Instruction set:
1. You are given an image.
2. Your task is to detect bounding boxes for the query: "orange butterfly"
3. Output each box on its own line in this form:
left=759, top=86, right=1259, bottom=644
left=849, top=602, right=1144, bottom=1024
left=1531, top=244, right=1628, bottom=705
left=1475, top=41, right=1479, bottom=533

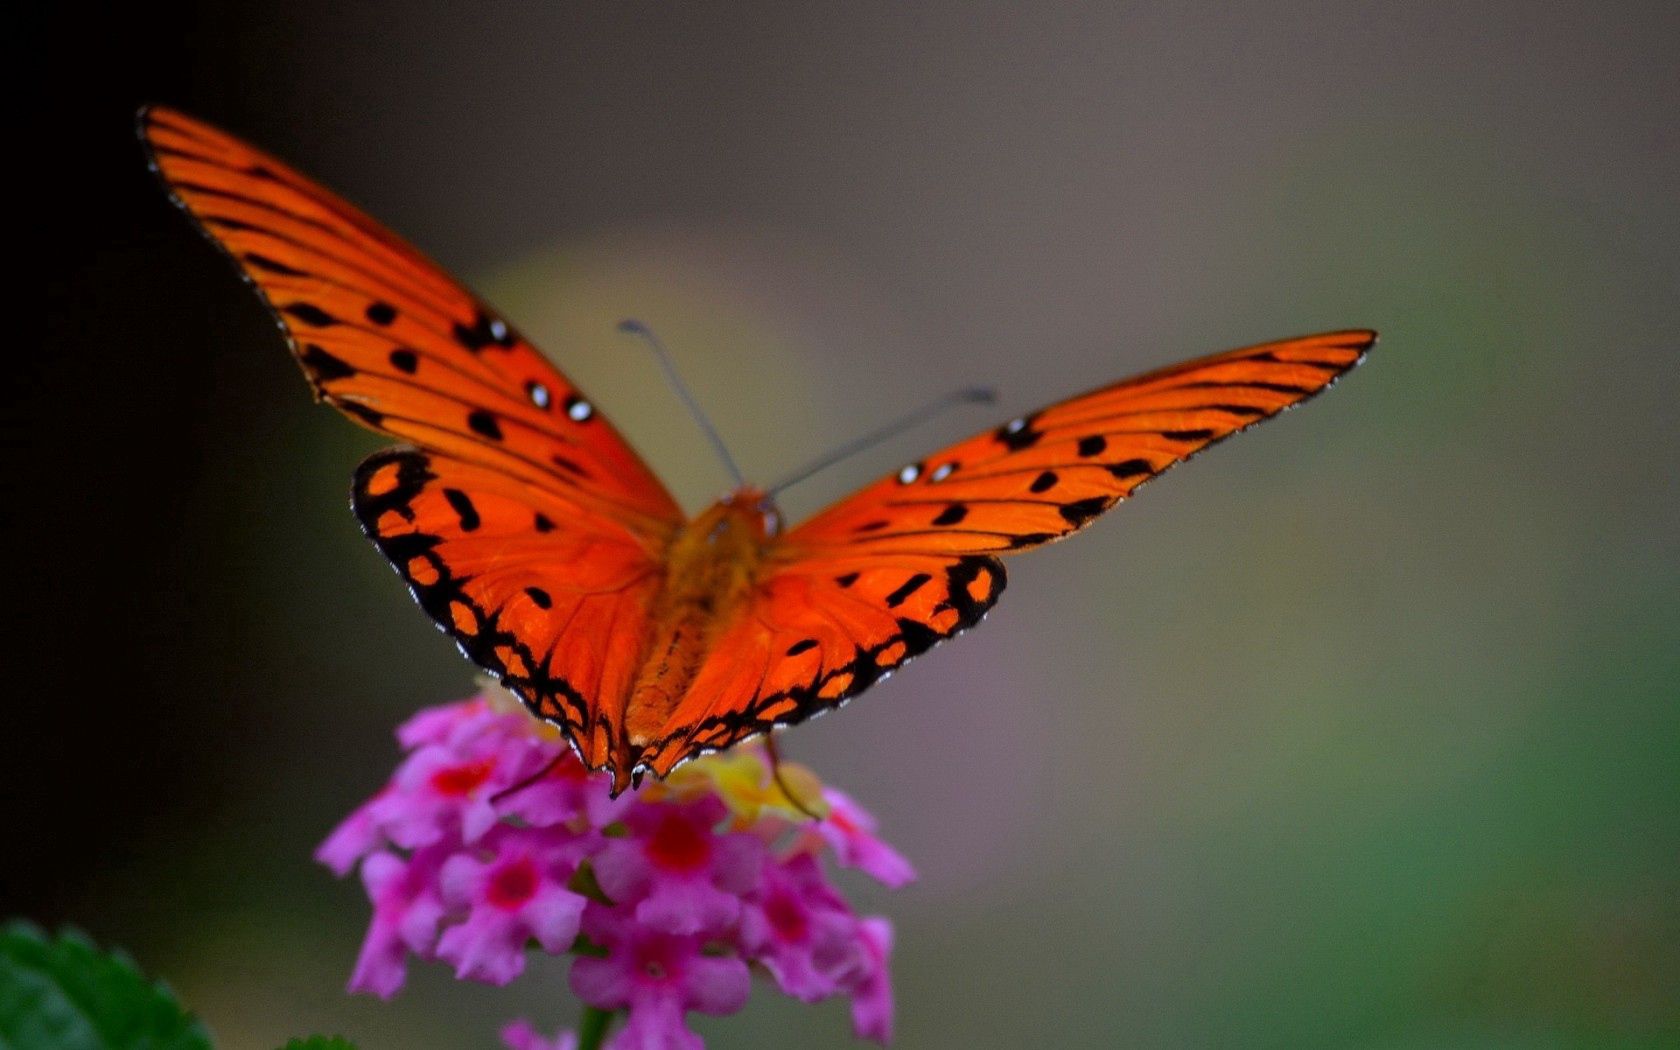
left=142, top=107, right=1372, bottom=795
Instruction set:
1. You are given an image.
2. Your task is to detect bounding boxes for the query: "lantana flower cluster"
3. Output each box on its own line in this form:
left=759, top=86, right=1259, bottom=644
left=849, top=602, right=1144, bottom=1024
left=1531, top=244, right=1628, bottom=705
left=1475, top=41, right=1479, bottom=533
left=318, top=691, right=912, bottom=1049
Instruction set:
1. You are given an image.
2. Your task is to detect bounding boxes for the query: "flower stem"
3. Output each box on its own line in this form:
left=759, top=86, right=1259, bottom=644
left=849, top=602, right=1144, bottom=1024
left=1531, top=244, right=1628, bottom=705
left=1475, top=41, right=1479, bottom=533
left=577, top=1005, right=616, bottom=1050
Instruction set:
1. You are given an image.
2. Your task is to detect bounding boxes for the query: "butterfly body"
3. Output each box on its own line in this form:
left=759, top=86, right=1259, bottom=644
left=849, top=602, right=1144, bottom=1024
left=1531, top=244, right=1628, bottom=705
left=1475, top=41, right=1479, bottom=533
left=622, top=489, right=778, bottom=783
left=142, top=106, right=1372, bottom=794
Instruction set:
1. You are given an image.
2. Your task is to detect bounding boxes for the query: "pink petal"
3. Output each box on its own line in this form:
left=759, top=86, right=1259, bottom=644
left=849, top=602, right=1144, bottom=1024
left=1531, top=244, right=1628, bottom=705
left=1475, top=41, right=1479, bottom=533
left=437, top=909, right=527, bottom=985
left=607, top=1000, right=703, bottom=1050
left=347, top=921, right=407, bottom=999
left=683, top=953, right=752, bottom=1016
left=568, top=952, right=634, bottom=1009
left=590, top=840, right=655, bottom=904
left=500, top=1021, right=578, bottom=1050
left=315, top=793, right=387, bottom=875
left=396, top=700, right=481, bottom=748
left=522, top=884, right=587, bottom=953
left=634, top=879, right=741, bottom=937
left=847, top=917, right=895, bottom=1044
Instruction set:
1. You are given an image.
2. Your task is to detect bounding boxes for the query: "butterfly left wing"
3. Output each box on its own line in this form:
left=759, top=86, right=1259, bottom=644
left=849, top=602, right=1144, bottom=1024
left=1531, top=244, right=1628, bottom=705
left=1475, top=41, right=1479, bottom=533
left=141, top=106, right=681, bottom=533
left=354, top=448, right=665, bottom=769
left=633, top=331, right=1373, bottom=775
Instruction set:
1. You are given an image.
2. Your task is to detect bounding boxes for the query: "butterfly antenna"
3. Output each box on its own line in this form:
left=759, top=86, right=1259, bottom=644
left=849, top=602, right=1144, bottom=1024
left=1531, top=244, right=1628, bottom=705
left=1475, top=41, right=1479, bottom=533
left=767, top=385, right=996, bottom=497
left=618, top=319, right=746, bottom=488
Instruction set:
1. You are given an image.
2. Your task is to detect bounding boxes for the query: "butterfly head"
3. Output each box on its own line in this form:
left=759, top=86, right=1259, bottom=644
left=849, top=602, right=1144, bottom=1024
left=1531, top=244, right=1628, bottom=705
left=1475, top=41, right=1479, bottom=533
left=717, top=486, right=783, bottom=540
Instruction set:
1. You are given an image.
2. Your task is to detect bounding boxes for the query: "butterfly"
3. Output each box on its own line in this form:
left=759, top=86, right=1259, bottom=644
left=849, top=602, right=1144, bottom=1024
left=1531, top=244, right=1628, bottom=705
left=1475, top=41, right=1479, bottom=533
left=142, top=106, right=1372, bottom=795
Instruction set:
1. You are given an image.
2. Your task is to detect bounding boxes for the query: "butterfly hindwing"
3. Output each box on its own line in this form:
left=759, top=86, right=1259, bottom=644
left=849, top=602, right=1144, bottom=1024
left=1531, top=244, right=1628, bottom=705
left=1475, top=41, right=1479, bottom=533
left=353, top=448, right=662, bottom=764
left=637, top=554, right=1005, bottom=776
left=141, top=106, right=681, bottom=532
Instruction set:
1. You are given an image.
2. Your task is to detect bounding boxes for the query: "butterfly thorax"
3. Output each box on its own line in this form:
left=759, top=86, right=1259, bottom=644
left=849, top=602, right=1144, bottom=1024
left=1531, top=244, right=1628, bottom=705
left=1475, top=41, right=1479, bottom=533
left=619, top=488, right=777, bottom=778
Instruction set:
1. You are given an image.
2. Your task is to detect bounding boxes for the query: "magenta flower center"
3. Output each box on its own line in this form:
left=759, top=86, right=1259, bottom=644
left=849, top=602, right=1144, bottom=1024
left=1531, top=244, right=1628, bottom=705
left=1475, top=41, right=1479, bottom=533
left=430, top=758, right=496, bottom=796
left=631, top=937, right=682, bottom=985
left=486, top=856, right=540, bottom=909
left=646, top=812, right=712, bottom=873
left=766, top=890, right=809, bottom=944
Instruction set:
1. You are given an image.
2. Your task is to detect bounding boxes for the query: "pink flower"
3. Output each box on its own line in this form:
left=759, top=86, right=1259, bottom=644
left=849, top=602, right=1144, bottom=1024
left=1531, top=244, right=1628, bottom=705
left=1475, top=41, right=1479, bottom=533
left=348, top=844, right=451, bottom=998
left=844, top=918, right=896, bottom=1043
left=570, top=903, right=751, bottom=1050
left=591, top=796, right=763, bottom=936
left=436, top=826, right=591, bottom=984
left=321, top=694, right=907, bottom=1046
left=316, top=784, right=392, bottom=876
left=500, top=1020, right=577, bottom=1050
left=383, top=721, right=552, bottom=848
left=739, top=853, right=865, bottom=1002
left=802, top=787, right=916, bottom=889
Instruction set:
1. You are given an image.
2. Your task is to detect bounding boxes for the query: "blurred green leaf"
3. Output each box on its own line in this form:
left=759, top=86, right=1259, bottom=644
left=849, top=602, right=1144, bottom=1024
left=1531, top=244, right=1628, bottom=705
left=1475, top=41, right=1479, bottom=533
left=276, top=1038, right=359, bottom=1050
left=0, top=920, right=212, bottom=1050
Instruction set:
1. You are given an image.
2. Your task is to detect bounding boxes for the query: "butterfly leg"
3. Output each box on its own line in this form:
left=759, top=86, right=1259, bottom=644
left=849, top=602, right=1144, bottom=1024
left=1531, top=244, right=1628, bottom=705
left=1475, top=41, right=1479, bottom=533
left=764, top=733, right=822, bottom=821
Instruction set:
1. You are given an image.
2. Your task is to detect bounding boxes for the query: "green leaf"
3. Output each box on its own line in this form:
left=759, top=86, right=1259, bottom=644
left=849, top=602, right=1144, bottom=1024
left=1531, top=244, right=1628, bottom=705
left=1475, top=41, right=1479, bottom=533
left=276, top=1038, right=359, bottom=1050
left=0, top=920, right=213, bottom=1050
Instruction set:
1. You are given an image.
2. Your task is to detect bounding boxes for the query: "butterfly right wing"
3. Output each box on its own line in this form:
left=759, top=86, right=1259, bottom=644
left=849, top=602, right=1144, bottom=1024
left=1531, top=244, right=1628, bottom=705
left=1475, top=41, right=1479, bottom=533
left=354, top=448, right=665, bottom=767
left=633, top=331, right=1373, bottom=774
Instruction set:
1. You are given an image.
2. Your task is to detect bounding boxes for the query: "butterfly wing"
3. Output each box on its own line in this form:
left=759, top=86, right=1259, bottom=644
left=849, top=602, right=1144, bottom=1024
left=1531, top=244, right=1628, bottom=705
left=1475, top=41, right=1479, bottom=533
left=144, top=108, right=685, bottom=760
left=354, top=449, right=664, bottom=768
left=140, top=106, right=681, bottom=531
left=636, top=331, right=1373, bottom=774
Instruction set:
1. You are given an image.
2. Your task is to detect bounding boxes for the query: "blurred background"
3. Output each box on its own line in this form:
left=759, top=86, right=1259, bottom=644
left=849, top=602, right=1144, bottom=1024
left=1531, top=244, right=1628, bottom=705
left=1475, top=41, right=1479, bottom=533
left=21, top=2, right=1678, bottom=1047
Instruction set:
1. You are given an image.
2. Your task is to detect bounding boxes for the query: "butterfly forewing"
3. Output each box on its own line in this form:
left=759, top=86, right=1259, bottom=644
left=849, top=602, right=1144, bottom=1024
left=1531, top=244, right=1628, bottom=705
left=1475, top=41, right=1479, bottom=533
left=141, top=107, right=681, bottom=532
left=784, top=331, right=1373, bottom=555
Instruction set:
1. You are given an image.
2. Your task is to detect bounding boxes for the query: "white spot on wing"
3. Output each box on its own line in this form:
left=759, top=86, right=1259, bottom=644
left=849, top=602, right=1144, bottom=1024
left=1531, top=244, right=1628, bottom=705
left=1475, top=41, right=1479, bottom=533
left=931, top=462, right=955, bottom=482
left=568, top=399, right=594, bottom=421
left=528, top=382, right=551, bottom=409
left=897, top=463, right=921, bottom=484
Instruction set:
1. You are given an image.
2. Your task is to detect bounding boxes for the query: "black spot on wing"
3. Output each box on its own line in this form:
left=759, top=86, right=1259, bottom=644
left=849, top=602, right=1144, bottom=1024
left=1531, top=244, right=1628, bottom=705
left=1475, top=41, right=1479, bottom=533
left=365, top=301, right=397, bottom=326
left=300, top=343, right=356, bottom=382
left=995, top=415, right=1043, bottom=451
left=1077, top=434, right=1107, bottom=456
left=1058, top=496, right=1110, bottom=526
left=524, top=586, right=553, bottom=609
left=244, top=252, right=307, bottom=277
left=534, top=512, right=555, bottom=533
left=338, top=400, right=385, bottom=427
left=1029, top=470, right=1058, bottom=493
left=1161, top=428, right=1215, bottom=442
left=454, top=309, right=515, bottom=352
left=388, top=348, right=419, bottom=373
left=467, top=410, right=503, bottom=441
left=884, top=573, right=933, bottom=608
left=1108, top=458, right=1152, bottom=479
left=442, top=488, right=481, bottom=531
left=786, top=638, right=819, bottom=656
left=932, top=504, right=969, bottom=526
left=282, top=302, right=337, bottom=327
left=835, top=572, right=859, bottom=588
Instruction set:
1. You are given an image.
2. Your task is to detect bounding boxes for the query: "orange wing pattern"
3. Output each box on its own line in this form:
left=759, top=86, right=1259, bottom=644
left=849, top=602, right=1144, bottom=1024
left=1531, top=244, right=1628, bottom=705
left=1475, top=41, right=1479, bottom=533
left=787, top=331, right=1373, bottom=556
left=140, top=106, right=680, bottom=535
left=144, top=106, right=1372, bottom=789
left=143, top=108, right=684, bottom=760
left=633, top=331, right=1375, bottom=771
left=353, top=449, right=662, bottom=769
